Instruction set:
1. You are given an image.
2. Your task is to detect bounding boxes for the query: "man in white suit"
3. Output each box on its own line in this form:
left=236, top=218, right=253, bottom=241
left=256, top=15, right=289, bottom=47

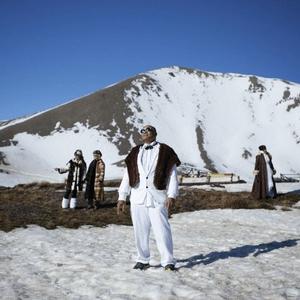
left=117, top=125, right=181, bottom=271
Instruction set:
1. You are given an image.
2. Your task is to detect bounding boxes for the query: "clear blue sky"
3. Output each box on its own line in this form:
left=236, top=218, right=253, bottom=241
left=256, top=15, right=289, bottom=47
left=0, top=0, right=299, bottom=120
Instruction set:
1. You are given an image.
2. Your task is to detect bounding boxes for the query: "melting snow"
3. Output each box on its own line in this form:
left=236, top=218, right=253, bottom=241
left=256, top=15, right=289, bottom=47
left=1, top=209, right=300, bottom=299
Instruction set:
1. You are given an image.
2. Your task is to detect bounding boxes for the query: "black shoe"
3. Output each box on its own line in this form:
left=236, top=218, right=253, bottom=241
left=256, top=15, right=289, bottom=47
left=164, top=264, right=176, bottom=271
left=133, top=262, right=150, bottom=270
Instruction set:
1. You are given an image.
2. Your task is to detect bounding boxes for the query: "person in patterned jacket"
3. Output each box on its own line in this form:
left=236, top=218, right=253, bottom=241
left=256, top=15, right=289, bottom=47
left=55, top=149, right=86, bottom=209
left=84, top=150, right=105, bottom=209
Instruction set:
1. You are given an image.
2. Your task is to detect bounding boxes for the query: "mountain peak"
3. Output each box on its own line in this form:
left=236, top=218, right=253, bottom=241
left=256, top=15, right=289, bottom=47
left=1, top=67, right=300, bottom=186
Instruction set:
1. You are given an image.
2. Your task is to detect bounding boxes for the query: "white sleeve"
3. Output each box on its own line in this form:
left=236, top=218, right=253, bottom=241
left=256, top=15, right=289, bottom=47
left=166, top=164, right=179, bottom=199
left=58, top=161, right=71, bottom=174
left=118, top=168, right=131, bottom=201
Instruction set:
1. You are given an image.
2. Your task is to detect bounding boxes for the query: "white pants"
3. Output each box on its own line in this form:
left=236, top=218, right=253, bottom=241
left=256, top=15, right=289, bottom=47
left=130, top=203, right=175, bottom=267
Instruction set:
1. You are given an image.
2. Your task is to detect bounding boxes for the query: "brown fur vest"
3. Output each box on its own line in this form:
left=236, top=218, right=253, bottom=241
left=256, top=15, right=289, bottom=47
left=125, top=143, right=181, bottom=190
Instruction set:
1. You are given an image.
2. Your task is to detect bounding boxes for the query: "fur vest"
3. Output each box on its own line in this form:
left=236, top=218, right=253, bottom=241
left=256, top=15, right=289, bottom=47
left=125, top=143, right=181, bottom=190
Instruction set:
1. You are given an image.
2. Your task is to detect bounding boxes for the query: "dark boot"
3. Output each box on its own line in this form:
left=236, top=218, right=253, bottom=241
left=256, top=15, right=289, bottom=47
left=87, top=198, right=93, bottom=209
left=164, top=264, right=177, bottom=271
left=133, top=262, right=150, bottom=270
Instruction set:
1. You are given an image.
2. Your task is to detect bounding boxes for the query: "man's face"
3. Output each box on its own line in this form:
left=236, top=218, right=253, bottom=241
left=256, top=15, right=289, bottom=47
left=140, top=125, right=156, bottom=143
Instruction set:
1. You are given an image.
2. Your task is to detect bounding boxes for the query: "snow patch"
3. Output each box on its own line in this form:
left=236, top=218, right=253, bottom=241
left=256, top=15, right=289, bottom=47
left=1, top=209, right=300, bottom=299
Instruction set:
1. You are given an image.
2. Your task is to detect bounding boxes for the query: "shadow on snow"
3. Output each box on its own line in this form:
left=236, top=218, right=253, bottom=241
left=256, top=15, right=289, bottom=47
left=177, top=239, right=299, bottom=269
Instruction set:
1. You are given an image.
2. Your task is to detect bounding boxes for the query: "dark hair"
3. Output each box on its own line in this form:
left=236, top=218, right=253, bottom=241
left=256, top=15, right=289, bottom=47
left=258, top=145, right=267, bottom=151
left=93, top=150, right=102, bottom=156
left=74, top=149, right=83, bottom=157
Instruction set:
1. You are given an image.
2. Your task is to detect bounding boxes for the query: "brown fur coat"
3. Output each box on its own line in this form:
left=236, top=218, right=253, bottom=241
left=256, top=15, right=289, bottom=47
left=251, top=152, right=277, bottom=199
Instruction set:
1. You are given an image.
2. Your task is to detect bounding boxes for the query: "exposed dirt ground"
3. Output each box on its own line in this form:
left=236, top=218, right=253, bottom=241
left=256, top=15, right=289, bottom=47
left=0, top=182, right=299, bottom=232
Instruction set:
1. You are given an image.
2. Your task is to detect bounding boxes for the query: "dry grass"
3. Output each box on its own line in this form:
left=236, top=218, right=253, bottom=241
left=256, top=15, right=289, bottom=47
left=0, top=183, right=299, bottom=232
left=173, top=189, right=284, bottom=213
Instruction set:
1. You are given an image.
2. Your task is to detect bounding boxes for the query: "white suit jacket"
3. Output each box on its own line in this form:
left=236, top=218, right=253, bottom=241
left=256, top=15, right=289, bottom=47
left=118, top=142, right=179, bottom=206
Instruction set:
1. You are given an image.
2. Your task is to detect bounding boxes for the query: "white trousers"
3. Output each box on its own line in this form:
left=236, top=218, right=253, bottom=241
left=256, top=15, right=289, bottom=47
left=130, top=203, right=175, bottom=267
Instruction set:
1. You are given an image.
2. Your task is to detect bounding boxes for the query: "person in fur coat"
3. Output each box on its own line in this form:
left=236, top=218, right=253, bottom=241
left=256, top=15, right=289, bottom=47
left=55, top=149, right=86, bottom=209
left=252, top=145, right=277, bottom=200
left=84, top=150, right=105, bottom=209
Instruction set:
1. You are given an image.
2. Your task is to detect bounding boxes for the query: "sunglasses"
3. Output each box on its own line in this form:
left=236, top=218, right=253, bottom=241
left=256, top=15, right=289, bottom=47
left=140, top=127, right=155, bottom=134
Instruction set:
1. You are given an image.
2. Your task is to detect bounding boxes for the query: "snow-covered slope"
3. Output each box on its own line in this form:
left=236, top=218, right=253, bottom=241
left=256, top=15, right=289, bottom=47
left=1, top=66, right=300, bottom=186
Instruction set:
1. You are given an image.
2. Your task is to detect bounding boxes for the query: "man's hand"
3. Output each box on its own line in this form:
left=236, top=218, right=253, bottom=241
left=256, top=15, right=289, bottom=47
left=165, top=198, right=175, bottom=216
left=117, top=200, right=126, bottom=215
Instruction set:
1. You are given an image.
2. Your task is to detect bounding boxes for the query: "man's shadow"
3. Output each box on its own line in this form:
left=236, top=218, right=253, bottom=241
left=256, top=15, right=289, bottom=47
left=177, top=239, right=299, bottom=269
left=286, top=189, right=300, bottom=195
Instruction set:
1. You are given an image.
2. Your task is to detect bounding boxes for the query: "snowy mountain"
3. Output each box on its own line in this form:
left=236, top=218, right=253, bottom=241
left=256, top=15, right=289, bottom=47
left=1, top=66, right=300, bottom=186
